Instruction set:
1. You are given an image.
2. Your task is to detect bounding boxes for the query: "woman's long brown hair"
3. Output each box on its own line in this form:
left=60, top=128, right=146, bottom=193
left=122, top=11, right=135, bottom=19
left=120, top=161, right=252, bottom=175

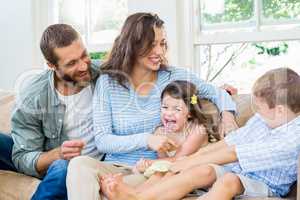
left=100, top=12, right=169, bottom=89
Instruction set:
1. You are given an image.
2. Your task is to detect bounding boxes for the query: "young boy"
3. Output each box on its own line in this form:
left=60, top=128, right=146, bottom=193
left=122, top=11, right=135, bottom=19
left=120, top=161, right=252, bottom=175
left=99, top=68, right=300, bottom=200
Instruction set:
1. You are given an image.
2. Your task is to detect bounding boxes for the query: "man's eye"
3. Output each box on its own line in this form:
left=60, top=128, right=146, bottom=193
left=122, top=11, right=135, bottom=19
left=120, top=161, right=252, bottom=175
left=67, top=61, right=76, bottom=66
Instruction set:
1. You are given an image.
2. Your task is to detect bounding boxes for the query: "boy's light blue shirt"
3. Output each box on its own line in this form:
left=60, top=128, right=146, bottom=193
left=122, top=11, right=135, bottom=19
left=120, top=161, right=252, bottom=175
left=225, top=114, right=300, bottom=197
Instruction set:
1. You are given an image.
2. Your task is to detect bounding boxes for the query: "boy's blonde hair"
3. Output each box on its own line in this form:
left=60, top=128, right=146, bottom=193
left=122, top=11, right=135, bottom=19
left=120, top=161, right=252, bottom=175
left=253, top=68, right=300, bottom=113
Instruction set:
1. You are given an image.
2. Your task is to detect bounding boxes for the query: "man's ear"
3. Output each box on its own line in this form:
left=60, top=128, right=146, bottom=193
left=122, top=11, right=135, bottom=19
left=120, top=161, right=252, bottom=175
left=47, top=62, right=56, bottom=70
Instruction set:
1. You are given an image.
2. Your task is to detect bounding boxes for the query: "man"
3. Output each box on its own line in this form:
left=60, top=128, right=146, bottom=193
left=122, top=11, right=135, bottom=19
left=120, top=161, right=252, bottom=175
left=5, top=24, right=102, bottom=200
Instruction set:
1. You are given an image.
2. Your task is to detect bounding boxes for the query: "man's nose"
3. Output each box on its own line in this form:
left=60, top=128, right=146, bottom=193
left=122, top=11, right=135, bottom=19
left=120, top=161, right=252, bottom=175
left=78, top=58, right=89, bottom=71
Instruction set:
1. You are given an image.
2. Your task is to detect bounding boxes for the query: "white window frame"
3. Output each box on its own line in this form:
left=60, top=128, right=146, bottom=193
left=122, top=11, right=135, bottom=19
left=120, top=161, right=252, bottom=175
left=180, top=0, right=300, bottom=72
left=51, top=0, right=126, bottom=52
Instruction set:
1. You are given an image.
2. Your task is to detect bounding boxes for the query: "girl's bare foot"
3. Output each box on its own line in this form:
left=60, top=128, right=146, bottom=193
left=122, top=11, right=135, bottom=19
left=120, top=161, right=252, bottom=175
left=100, top=173, right=140, bottom=200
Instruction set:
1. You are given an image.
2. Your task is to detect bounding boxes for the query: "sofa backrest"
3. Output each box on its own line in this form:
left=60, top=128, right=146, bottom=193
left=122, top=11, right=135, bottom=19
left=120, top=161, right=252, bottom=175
left=0, top=91, right=254, bottom=135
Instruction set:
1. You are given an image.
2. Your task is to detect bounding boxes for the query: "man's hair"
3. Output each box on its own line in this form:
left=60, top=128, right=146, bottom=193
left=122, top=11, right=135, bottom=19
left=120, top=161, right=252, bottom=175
left=253, top=68, right=300, bottom=113
left=40, top=24, right=79, bottom=66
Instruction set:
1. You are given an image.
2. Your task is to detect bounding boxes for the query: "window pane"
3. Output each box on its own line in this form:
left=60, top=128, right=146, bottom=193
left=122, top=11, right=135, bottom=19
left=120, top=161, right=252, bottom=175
left=90, top=0, right=128, bottom=45
left=201, top=0, right=254, bottom=25
left=58, top=0, right=86, bottom=36
left=197, top=41, right=300, bottom=93
left=262, top=0, right=300, bottom=21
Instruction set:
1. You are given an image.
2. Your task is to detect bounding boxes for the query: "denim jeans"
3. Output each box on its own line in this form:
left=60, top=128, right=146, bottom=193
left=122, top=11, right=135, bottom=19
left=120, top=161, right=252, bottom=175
left=0, top=132, right=16, bottom=171
left=31, top=159, right=69, bottom=200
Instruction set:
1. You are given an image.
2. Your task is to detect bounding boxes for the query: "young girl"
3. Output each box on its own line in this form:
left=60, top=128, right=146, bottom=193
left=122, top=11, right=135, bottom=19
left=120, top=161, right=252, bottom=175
left=133, top=80, right=216, bottom=190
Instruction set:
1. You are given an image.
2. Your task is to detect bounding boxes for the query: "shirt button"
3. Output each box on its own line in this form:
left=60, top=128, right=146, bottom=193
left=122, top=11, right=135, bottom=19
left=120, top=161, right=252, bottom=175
left=59, top=119, right=63, bottom=123
left=52, top=135, right=56, bottom=138
left=20, top=144, right=25, bottom=148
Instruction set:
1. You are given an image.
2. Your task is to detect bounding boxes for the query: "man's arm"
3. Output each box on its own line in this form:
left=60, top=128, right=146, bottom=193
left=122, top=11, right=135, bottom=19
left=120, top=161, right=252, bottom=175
left=11, top=105, right=84, bottom=177
left=36, top=140, right=84, bottom=175
left=11, top=105, right=46, bottom=178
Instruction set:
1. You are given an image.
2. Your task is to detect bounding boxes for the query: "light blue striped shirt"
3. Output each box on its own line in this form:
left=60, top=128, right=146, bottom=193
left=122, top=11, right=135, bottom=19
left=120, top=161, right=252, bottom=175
left=225, top=114, right=300, bottom=197
left=93, top=66, right=236, bottom=165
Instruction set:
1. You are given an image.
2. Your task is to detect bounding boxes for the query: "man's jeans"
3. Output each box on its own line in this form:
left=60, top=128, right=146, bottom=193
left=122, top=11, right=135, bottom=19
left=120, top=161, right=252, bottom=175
left=31, top=159, right=69, bottom=200
left=0, top=132, right=68, bottom=200
left=0, top=132, right=16, bottom=171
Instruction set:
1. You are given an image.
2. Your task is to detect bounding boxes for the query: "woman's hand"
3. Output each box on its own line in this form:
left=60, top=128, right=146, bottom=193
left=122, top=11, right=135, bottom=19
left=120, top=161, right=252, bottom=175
left=220, top=84, right=238, bottom=95
left=147, top=134, right=178, bottom=153
left=133, top=158, right=153, bottom=173
left=219, top=111, right=239, bottom=139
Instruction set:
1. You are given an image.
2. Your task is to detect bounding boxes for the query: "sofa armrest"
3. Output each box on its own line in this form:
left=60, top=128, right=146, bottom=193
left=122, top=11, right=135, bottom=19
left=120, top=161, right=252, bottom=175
left=297, top=155, right=300, bottom=200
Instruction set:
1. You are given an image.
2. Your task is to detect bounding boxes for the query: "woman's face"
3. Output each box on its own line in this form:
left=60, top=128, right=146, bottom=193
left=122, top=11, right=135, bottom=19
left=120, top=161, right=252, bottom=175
left=135, top=27, right=167, bottom=72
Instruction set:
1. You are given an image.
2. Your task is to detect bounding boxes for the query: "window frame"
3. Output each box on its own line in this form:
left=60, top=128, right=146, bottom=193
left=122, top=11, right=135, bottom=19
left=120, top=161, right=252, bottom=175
left=183, top=0, right=300, bottom=73
left=53, top=0, right=127, bottom=52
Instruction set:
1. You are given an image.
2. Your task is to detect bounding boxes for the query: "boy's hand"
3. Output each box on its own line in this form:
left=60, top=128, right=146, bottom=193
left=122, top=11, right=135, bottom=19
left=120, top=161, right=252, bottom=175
left=59, top=140, right=85, bottom=160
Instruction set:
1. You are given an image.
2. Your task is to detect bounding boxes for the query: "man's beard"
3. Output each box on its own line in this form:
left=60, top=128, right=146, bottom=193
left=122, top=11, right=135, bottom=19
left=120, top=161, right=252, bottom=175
left=58, top=69, right=91, bottom=88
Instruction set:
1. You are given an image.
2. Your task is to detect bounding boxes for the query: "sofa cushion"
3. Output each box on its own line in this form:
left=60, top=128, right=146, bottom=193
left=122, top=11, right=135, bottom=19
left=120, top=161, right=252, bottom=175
left=0, top=90, right=15, bottom=134
left=0, top=170, right=40, bottom=200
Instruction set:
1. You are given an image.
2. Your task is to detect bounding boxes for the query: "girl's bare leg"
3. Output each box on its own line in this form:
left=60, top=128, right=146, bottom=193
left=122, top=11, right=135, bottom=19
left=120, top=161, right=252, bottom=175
left=101, top=165, right=217, bottom=200
left=138, top=165, right=217, bottom=200
left=136, top=172, right=164, bottom=192
left=198, top=173, right=244, bottom=200
left=100, top=173, right=140, bottom=200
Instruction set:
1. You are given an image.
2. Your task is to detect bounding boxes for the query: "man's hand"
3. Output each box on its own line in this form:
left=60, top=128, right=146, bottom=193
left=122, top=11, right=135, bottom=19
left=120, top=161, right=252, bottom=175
left=219, top=111, right=239, bottom=139
left=59, top=140, right=85, bottom=160
left=148, top=134, right=178, bottom=154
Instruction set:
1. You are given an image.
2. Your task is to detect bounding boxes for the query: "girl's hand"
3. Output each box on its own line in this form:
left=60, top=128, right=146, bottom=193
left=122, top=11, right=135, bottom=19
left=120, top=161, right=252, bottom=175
left=133, top=158, right=153, bottom=173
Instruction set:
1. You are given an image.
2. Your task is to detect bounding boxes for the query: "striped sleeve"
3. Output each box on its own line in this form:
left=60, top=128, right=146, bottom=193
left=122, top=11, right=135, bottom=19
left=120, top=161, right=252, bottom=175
left=170, top=67, right=237, bottom=113
left=92, top=75, right=151, bottom=153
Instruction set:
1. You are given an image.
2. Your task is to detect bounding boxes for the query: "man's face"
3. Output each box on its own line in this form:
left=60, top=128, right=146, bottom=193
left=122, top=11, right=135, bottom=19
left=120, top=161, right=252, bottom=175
left=51, top=39, right=92, bottom=87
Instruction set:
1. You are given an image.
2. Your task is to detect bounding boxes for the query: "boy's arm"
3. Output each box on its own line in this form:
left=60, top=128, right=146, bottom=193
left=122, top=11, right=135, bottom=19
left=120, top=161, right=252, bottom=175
left=194, top=140, right=228, bottom=156
left=170, top=142, right=237, bottom=173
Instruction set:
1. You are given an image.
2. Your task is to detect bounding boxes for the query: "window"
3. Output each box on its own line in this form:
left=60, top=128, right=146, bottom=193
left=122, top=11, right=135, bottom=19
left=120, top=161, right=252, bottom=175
left=56, top=0, right=128, bottom=51
left=186, top=0, right=300, bottom=93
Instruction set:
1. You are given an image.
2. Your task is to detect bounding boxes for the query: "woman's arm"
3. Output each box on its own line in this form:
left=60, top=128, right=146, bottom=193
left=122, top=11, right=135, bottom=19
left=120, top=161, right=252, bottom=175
left=172, top=67, right=237, bottom=114
left=93, top=76, right=151, bottom=153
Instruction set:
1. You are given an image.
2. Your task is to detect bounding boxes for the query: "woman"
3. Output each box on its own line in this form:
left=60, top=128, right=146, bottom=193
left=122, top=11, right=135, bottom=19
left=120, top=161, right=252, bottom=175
left=67, top=12, right=238, bottom=200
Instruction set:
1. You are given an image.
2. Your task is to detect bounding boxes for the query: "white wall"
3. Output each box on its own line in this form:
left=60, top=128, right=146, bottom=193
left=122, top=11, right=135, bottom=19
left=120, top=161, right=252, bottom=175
left=0, top=0, right=185, bottom=90
left=128, top=0, right=179, bottom=66
left=0, top=0, right=36, bottom=91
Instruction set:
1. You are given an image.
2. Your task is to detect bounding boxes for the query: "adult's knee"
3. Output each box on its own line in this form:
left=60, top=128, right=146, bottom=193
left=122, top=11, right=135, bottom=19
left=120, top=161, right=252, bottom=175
left=191, top=165, right=216, bottom=179
left=68, top=155, right=91, bottom=172
left=48, top=159, right=69, bottom=179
